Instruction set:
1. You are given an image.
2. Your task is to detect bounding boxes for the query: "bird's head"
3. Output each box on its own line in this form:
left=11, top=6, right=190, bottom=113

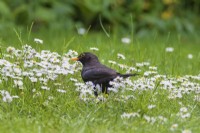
left=71, top=52, right=99, bottom=66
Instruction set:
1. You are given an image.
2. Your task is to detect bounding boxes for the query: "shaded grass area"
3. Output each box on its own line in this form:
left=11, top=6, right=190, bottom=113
left=0, top=29, right=200, bottom=133
left=1, top=90, right=200, bottom=133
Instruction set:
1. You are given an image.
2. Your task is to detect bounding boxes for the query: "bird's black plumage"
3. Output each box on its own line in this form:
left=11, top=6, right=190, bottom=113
left=72, top=52, right=138, bottom=95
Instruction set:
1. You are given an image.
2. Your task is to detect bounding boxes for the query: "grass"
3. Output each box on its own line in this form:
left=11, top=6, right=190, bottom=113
left=0, top=28, right=200, bottom=133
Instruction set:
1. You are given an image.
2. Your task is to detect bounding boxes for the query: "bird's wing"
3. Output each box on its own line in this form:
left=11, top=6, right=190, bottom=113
left=82, top=66, right=117, bottom=82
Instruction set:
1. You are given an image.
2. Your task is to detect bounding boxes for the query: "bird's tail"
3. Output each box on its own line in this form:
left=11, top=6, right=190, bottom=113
left=119, top=73, right=139, bottom=78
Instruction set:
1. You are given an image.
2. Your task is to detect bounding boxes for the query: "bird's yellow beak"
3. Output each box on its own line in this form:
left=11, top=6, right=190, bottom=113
left=71, top=57, right=79, bottom=61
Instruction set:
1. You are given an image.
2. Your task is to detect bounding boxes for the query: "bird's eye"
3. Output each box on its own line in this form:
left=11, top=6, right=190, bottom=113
left=79, top=53, right=85, bottom=58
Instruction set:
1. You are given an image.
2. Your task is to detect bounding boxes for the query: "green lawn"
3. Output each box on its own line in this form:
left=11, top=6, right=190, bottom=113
left=0, top=29, right=200, bottom=133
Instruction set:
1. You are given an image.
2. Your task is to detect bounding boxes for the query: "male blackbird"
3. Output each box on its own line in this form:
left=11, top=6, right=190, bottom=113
left=71, top=52, right=137, bottom=95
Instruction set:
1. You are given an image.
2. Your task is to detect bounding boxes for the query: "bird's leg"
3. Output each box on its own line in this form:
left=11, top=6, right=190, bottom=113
left=94, top=88, right=98, bottom=97
left=102, top=85, right=108, bottom=95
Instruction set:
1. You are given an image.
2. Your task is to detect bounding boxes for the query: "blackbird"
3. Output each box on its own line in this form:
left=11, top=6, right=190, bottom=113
left=71, top=52, right=138, bottom=96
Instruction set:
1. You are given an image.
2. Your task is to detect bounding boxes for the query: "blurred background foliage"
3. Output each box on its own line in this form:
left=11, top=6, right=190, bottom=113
left=0, top=0, right=200, bottom=35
